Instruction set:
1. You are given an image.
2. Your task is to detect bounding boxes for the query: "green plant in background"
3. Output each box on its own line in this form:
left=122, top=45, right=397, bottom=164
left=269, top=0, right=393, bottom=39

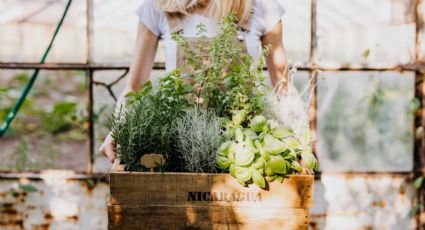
left=41, top=101, right=78, bottom=134
left=217, top=115, right=317, bottom=188
left=10, top=138, right=34, bottom=171
left=175, top=107, right=224, bottom=173
left=1, top=70, right=88, bottom=171
left=4, top=136, right=61, bottom=171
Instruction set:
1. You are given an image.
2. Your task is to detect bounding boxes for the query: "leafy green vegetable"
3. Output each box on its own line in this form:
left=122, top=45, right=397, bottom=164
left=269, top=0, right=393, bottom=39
left=216, top=155, right=230, bottom=169
left=268, top=155, right=287, bottom=174
left=252, top=169, right=266, bottom=188
left=217, top=141, right=234, bottom=156
left=271, top=126, right=294, bottom=139
left=250, top=115, right=267, bottom=132
left=235, top=166, right=253, bottom=183
left=263, top=134, right=287, bottom=155
left=234, top=145, right=256, bottom=166
left=218, top=112, right=318, bottom=189
left=301, top=149, right=319, bottom=171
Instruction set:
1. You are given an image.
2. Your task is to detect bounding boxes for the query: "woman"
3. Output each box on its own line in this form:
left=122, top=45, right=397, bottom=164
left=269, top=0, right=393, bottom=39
left=100, top=0, right=287, bottom=162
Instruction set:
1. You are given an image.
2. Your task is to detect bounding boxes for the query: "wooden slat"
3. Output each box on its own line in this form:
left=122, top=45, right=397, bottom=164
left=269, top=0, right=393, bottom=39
left=109, top=173, right=313, bottom=209
left=108, top=205, right=310, bottom=230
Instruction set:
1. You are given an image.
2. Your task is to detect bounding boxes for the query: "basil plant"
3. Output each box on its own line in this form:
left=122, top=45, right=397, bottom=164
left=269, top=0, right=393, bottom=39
left=216, top=112, right=318, bottom=188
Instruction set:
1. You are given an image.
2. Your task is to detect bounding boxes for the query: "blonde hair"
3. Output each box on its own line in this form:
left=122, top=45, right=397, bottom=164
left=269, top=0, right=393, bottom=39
left=155, top=0, right=253, bottom=23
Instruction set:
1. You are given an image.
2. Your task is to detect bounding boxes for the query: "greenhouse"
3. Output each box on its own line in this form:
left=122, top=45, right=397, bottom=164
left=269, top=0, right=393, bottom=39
left=0, top=0, right=424, bottom=229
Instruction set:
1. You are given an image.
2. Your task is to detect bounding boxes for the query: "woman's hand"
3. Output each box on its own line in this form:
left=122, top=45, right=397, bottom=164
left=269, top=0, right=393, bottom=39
left=99, top=133, right=116, bottom=163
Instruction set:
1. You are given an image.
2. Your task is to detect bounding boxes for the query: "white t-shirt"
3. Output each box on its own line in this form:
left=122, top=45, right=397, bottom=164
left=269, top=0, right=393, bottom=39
left=136, top=0, right=285, bottom=72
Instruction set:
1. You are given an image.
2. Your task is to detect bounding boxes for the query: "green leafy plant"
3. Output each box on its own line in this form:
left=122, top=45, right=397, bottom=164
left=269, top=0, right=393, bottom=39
left=41, top=101, right=79, bottom=134
left=10, top=137, right=34, bottom=171
left=217, top=115, right=318, bottom=188
left=172, top=13, right=268, bottom=120
left=110, top=70, right=191, bottom=171
left=175, top=107, right=224, bottom=173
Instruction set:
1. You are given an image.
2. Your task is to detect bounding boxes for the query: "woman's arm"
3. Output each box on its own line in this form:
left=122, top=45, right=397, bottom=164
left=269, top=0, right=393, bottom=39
left=261, top=21, right=288, bottom=90
left=99, top=22, right=160, bottom=163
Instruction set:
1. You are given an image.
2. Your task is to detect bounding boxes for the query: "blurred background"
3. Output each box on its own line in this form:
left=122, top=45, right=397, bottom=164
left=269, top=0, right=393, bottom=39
left=0, top=0, right=424, bottom=229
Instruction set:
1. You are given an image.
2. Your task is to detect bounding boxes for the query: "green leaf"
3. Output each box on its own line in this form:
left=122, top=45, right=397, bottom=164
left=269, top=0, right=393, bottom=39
left=252, top=170, right=266, bottom=188
left=266, top=175, right=276, bottom=182
left=229, top=164, right=236, bottom=177
left=227, top=152, right=235, bottom=163
left=271, top=126, right=293, bottom=139
left=217, top=141, right=235, bottom=156
left=292, top=161, right=303, bottom=173
left=275, top=176, right=284, bottom=183
left=237, top=178, right=247, bottom=187
left=19, top=184, right=38, bottom=193
left=235, top=166, right=253, bottom=182
left=265, top=166, right=274, bottom=176
left=263, top=134, right=287, bottom=155
left=234, top=146, right=255, bottom=166
left=216, top=155, right=230, bottom=169
left=250, top=115, right=267, bottom=132
left=243, top=128, right=258, bottom=145
left=283, top=137, right=300, bottom=149
left=140, top=81, right=153, bottom=95
left=301, top=149, right=318, bottom=171
left=232, top=110, right=246, bottom=126
left=253, top=157, right=265, bottom=170
left=268, top=155, right=287, bottom=174
left=413, top=176, right=424, bottom=189
left=235, top=128, right=244, bottom=143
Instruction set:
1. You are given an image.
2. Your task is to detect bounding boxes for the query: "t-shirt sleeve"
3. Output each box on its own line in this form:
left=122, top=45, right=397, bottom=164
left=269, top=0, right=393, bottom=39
left=256, top=0, right=286, bottom=35
left=136, top=0, right=162, bottom=37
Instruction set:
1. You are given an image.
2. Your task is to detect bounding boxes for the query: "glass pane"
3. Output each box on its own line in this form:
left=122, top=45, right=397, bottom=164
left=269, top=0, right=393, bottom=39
left=311, top=175, right=414, bottom=229
left=317, top=0, right=416, bottom=67
left=280, top=0, right=311, bottom=63
left=92, top=0, right=165, bottom=63
left=262, top=70, right=311, bottom=98
left=317, top=71, right=415, bottom=172
left=0, top=0, right=87, bottom=62
left=0, top=70, right=89, bottom=171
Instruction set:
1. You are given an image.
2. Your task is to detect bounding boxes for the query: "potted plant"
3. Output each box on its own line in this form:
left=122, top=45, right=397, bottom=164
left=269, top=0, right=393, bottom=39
left=108, top=14, right=317, bottom=230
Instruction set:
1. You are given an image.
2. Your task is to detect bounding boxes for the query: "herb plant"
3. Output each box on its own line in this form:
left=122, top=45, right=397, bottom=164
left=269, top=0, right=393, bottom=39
left=217, top=114, right=318, bottom=188
left=175, top=107, right=223, bottom=173
left=110, top=70, right=191, bottom=171
left=172, top=14, right=269, bottom=121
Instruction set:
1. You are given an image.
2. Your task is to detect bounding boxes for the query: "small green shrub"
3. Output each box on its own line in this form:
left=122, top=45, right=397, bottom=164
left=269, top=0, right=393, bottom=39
left=175, top=108, right=224, bottom=173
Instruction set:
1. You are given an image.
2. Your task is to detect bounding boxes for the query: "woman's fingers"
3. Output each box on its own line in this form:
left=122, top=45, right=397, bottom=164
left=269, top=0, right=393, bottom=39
left=99, top=134, right=117, bottom=163
left=103, top=144, right=116, bottom=163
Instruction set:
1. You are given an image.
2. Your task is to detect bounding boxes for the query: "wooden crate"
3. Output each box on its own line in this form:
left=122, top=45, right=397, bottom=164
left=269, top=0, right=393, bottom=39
left=108, top=172, right=314, bottom=230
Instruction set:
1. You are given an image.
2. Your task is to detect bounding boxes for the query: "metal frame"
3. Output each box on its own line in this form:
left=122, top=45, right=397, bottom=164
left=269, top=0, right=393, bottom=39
left=0, top=0, right=424, bottom=227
